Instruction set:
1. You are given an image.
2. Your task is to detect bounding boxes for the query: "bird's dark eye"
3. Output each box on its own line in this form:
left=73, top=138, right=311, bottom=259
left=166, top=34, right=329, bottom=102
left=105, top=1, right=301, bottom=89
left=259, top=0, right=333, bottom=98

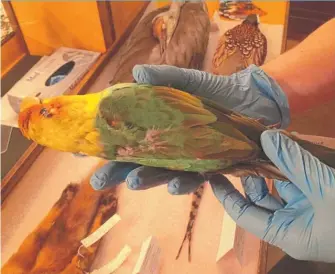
left=40, top=108, right=52, bottom=118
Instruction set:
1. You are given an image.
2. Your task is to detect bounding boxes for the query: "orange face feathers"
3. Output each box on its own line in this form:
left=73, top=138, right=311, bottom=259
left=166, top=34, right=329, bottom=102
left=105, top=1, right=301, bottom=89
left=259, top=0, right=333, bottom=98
left=18, top=106, right=35, bottom=139
left=18, top=97, right=66, bottom=140
left=16, top=93, right=103, bottom=156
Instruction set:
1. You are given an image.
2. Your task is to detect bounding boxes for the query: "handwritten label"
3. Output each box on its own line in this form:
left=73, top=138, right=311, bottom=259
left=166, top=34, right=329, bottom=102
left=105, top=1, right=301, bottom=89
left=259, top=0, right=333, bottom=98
left=132, top=236, right=161, bottom=274
left=216, top=212, right=236, bottom=262
left=81, top=214, right=121, bottom=248
left=90, top=245, right=132, bottom=274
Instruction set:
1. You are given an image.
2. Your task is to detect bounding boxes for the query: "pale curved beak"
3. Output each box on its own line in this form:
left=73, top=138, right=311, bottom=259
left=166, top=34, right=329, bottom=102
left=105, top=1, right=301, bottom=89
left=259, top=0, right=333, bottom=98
left=19, top=96, right=42, bottom=112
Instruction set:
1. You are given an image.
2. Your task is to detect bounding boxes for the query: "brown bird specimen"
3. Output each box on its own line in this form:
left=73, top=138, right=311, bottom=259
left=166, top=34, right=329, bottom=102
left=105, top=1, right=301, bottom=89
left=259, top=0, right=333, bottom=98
left=212, top=14, right=267, bottom=75
left=109, top=1, right=210, bottom=84
left=218, top=0, right=267, bottom=21
left=1, top=173, right=118, bottom=274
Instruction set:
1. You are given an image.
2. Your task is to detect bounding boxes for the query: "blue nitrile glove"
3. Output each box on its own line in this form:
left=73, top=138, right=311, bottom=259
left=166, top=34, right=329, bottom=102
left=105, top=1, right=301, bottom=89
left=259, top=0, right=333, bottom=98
left=210, top=130, right=335, bottom=263
left=90, top=64, right=290, bottom=193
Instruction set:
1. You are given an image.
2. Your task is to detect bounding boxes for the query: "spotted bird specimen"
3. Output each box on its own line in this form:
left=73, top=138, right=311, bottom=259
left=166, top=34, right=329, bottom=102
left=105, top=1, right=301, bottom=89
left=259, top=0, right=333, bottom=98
left=212, top=14, right=267, bottom=75
left=218, top=0, right=267, bottom=21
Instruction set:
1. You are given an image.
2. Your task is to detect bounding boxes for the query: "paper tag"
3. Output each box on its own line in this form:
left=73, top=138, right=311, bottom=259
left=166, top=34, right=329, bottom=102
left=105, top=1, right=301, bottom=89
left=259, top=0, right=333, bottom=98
left=81, top=214, right=121, bottom=248
left=216, top=211, right=237, bottom=262
left=132, top=236, right=161, bottom=274
left=90, top=245, right=132, bottom=274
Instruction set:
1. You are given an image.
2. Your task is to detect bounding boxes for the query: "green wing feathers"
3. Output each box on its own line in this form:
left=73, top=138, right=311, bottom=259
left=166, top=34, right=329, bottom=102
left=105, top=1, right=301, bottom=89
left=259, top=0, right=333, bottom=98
left=95, top=84, right=261, bottom=172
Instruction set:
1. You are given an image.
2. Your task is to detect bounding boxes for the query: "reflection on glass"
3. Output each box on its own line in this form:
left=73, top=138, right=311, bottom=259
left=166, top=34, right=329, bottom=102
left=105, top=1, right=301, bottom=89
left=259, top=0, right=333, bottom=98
left=1, top=3, right=14, bottom=43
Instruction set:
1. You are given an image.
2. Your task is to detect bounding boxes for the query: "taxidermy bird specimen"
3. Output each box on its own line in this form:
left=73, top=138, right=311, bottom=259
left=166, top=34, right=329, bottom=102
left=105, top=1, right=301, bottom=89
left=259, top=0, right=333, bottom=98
left=17, top=84, right=335, bottom=262
left=212, top=14, right=267, bottom=75
left=2, top=179, right=117, bottom=274
left=109, top=1, right=210, bottom=84
left=218, top=0, right=267, bottom=21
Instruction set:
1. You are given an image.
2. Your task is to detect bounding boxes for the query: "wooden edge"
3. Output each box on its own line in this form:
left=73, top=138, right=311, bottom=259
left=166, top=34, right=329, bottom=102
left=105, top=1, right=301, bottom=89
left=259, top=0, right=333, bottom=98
left=96, top=0, right=116, bottom=50
left=1, top=2, right=149, bottom=204
left=1, top=35, right=27, bottom=78
left=1, top=143, right=43, bottom=204
left=281, top=0, right=291, bottom=53
left=1, top=31, right=15, bottom=46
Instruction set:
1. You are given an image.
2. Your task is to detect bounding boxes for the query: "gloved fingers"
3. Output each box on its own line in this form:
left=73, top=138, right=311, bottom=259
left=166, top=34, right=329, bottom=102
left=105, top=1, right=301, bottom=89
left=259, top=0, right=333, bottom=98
left=241, top=176, right=284, bottom=211
left=209, top=174, right=273, bottom=240
left=261, top=130, right=335, bottom=202
left=90, top=162, right=141, bottom=190
left=167, top=173, right=205, bottom=195
left=125, top=166, right=184, bottom=190
left=274, top=180, right=305, bottom=204
left=132, top=64, right=230, bottom=99
left=133, top=64, right=288, bottom=128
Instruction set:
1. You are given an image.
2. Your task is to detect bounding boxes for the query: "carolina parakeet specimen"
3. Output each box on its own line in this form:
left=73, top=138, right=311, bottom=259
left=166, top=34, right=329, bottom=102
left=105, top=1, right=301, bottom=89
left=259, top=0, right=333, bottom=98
left=18, top=83, right=335, bottom=263
left=212, top=14, right=267, bottom=75
left=18, top=83, right=335, bottom=181
left=109, top=1, right=210, bottom=84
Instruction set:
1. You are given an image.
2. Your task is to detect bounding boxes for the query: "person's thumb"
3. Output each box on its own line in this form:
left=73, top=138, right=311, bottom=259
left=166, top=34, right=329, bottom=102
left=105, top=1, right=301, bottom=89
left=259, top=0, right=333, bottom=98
left=260, top=130, right=335, bottom=203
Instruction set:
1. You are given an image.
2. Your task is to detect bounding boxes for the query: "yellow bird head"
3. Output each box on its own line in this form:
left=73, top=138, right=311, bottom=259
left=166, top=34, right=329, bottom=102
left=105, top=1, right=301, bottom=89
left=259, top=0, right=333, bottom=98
left=18, top=93, right=103, bottom=156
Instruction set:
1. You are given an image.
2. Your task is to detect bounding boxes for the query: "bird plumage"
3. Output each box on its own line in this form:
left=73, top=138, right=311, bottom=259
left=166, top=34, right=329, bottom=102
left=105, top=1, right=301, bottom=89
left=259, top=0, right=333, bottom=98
left=218, top=0, right=267, bottom=21
left=18, top=92, right=107, bottom=156
left=18, top=83, right=335, bottom=178
left=212, top=14, right=267, bottom=75
left=109, top=2, right=210, bottom=84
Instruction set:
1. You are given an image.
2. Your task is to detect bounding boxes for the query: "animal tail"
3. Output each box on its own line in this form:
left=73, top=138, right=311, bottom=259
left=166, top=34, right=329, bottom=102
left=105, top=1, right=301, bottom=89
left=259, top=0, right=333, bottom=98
left=175, top=184, right=205, bottom=262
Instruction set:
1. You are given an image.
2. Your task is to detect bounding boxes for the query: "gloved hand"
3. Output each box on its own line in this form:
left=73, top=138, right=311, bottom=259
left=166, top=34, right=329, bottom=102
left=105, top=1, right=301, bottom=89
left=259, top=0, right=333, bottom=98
left=90, top=64, right=290, bottom=193
left=210, top=130, right=335, bottom=263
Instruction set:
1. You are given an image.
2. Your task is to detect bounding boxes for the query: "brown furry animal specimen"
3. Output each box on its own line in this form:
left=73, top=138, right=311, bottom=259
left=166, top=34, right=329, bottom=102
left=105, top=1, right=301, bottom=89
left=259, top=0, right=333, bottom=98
left=109, top=2, right=210, bottom=84
left=2, top=169, right=118, bottom=274
left=60, top=191, right=117, bottom=274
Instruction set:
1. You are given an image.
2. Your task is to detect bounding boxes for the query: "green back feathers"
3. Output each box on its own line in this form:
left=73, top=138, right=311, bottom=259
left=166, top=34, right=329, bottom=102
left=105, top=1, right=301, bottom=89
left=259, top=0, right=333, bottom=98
left=94, top=83, right=261, bottom=172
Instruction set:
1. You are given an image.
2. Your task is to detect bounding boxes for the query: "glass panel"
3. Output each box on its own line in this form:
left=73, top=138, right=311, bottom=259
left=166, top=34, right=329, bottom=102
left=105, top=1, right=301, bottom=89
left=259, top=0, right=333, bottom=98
left=1, top=2, right=14, bottom=44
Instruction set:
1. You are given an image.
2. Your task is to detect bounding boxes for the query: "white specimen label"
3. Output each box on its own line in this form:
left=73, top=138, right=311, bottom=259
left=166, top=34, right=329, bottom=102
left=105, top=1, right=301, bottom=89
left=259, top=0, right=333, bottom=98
left=81, top=214, right=121, bottom=247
